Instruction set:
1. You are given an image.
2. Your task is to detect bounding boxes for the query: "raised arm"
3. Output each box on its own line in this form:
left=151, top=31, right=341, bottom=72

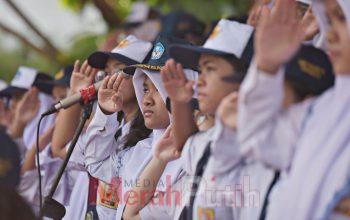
left=237, top=0, right=310, bottom=170
left=51, top=60, right=97, bottom=159
left=8, top=88, right=40, bottom=139
left=160, top=59, right=198, bottom=151
left=123, top=127, right=180, bottom=220
left=84, top=73, right=126, bottom=182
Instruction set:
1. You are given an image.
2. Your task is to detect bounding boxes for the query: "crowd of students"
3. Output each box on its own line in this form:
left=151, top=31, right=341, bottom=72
left=0, top=0, right=349, bottom=219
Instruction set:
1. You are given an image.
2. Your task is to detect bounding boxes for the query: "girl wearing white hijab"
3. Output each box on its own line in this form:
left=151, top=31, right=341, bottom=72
left=84, top=35, right=197, bottom=220
left=235, top=0, right=350, bottom=219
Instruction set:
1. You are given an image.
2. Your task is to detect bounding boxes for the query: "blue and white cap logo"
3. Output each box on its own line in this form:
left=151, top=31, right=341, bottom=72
left=151, top=42, right=165, bottom=60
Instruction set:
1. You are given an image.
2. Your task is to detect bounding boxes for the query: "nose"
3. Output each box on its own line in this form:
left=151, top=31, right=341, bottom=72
left=197, top=74, right=206, bottom=88
left=327, top=28, right=338, bottom=44
left=142, top=93, right=154, bottom=107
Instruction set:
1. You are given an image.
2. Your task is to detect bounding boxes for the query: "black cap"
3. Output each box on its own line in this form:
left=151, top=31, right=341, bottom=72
left=160, top=11, right=205, bottom=39
left=123, top=34, right=192, bottom=75
left=0, top=71, right=54, bottom=97
left=40, top=65, right=73, bottom=88
left=0, top=131, right=20, bottom=189
left=88, top=51, right=139, bottom=70
left=285, top=44, right=335, bottom=97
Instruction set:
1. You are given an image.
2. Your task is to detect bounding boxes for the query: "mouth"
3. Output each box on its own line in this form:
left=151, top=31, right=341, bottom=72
left=143, top=109, right=154, bottom=118
left=197, top=92, right=207, bottom=99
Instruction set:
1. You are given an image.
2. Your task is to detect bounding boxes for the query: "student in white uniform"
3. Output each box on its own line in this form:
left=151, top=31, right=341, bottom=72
left=50, top=35, right=153, bottom=220
left=208, top=43, right=334, bottom=220
left=84, top=35, right=197, bottom=220
left=121, top=19, right=253, bottom=220
left=166, top=19, right=256, bottom=220
left=236, top=0, right=350, bottom=219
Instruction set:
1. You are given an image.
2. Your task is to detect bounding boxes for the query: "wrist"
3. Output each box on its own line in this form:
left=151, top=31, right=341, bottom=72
left=153, top=156, right=169, bottom=167
left=256, top=58, right=281, bottom=75
left=98, top=103, right=115, bottom=115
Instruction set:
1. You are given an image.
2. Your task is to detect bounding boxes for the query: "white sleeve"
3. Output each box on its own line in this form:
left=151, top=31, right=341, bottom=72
left=209, top=119, right=242, bottom=175
left=237, top=60, right=312, bottom=170
left=84, top=105, right=121, bottom=183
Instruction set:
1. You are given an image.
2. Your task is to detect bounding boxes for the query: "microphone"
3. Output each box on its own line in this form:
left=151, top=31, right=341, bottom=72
left=42, top=80, right=103, bottom=116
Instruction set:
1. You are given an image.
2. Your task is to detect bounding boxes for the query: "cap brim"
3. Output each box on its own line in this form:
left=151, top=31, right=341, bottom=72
left=169, top=44, right=232, bottom=70
left=88, top=51, right=139, bottom=69
left=38, top=80, right=68, bottom=88
left=123, top=64, right=163, bottom=75
left=0, top=86, right=27, bottom=98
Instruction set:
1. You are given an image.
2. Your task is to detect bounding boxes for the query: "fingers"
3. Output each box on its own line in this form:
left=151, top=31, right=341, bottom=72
left=107, top=73, right=118, bottom=89
left=259, top=5, right=271, bottom=28
left=185, top=81, right=195, bottom=93
left=80, top=60, right=88, bottom=75
left=175, top=63, right=186, bottom=81
left=161, top=62, right=170, bottom=83
left=88, top=68, right=99, bottom=84
left=73, top=60, right=80, bottom=73
left=168, top=59, right=178, bottom=80
left=102, top=75, right=110, bottom=89
left=113, top=75, right=124, bottom=91
left=163, top=126, right=172, bottom=138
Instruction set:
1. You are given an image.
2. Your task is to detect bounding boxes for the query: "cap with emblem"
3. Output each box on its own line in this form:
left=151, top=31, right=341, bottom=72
left=0, top=130, right=20, bottom=189
left=0, top=66, right=53, bottom=98
left=284, top=44, right=334, bottom=97
left=123, top=34, right=192, bottom=75
left=169, top=19, right=254, bottom=81
left=41, top=65, right=73, bottom=88
left=88, top=35, right=153, bottom=71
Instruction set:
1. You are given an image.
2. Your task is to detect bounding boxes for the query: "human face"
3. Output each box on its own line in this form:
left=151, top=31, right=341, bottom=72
left=141, top=76, right=170, bottom=129
left=325, top=0, right=350, bottom=74
left=197, top=54, right=240, bottom=115
left=52, top=86, right=67, bottom=102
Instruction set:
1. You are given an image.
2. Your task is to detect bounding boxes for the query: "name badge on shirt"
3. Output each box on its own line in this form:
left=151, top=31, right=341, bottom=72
left=197, top=207, right=215, bottom=220
left=98, top=180, right=119, bottom=209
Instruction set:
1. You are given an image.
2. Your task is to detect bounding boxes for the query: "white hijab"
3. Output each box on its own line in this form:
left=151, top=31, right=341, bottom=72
left=312, top=0, right=350, bottom=49
left=23, top=92, right=55, bottom=150
left=132, top=68, right=198, bottom=191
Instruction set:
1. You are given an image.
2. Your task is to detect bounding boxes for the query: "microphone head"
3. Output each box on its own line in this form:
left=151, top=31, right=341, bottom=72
left=95, top=71, right=107, bottom=82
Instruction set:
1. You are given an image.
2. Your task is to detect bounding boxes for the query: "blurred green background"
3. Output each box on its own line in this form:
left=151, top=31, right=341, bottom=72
left=0, top=0, right=252, bottom=82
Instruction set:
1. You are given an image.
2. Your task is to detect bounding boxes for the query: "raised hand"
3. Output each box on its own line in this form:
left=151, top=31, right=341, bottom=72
left=98, top=73, right=124, bottom=114
left=301, top=7, right=319, bottom=41
left=70, top=60, right=98, bottom=93
left=247, top=5, right=263, bottom=27
left=15, top=88, right=40, bottom=125
left=255, top=0, right=304, bottom=74
left=217, top=92, right=238, bottom=129
left=154, top=126, right=181, bottom=163
left=161, top=59, right=195, bottom=104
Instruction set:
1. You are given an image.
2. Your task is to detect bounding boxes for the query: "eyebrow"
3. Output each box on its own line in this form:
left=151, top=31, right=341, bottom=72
left=200, top=60, right=214, bottom=67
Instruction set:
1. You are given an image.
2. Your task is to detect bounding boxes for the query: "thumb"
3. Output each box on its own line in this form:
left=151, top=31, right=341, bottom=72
left=185, top=81, right=195, bottom=92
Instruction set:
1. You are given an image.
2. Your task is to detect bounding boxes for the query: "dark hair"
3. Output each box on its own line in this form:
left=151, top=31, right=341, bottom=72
left=122, top=108, right=152, bottom=149
left=222, top=55, right=249, bottom=83
left=285, top=77, right=313, bottom=102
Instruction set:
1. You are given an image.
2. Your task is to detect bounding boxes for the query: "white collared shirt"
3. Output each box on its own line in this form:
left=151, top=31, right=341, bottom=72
left=237, top=60, right=350, bottom=220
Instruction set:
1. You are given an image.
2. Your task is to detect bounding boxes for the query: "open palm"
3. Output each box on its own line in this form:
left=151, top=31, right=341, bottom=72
left=154, top=127, right=181, bottom=163
left=255, top=0, right=304, bottom=73
left=161, top=59, right=194, bottom=104
left=16, top=88, right=40, bottom=125
left=98, top=74, right=124, bottom=114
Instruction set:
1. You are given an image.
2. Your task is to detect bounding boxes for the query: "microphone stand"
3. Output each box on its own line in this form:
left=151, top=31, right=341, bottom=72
left=40, top=101, right=94, bottom=220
